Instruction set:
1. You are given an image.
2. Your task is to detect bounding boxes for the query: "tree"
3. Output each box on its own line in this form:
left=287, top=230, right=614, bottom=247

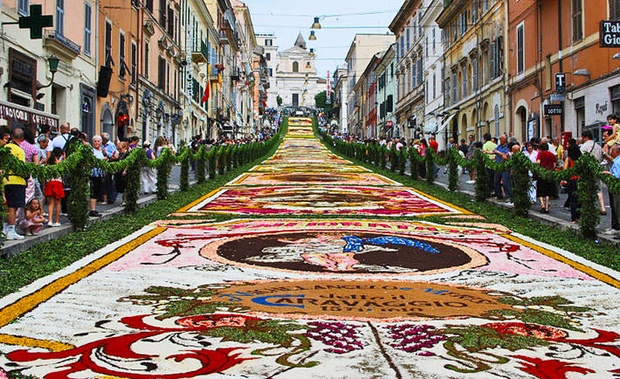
left=314, top=91, right=333, bottom=113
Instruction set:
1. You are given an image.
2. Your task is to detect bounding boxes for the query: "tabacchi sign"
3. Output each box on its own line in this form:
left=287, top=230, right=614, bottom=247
left=600, top=20, right=620, bottom=47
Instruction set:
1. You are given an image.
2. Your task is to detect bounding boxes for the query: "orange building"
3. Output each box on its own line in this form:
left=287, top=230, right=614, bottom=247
left=507, top=0, right=620, bottom=143
left=98, top=0, right=184, bottom=144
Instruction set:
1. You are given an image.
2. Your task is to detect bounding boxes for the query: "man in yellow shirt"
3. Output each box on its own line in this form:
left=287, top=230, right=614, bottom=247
left=1, top=127, right=27, bottom=240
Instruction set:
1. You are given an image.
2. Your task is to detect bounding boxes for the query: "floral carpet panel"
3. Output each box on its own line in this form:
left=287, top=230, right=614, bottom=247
left=1, top=119, right=619, bottom=379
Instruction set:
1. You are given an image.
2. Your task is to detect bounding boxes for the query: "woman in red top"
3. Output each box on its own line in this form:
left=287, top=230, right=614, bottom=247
left=536, top=142, right=557, bottom=213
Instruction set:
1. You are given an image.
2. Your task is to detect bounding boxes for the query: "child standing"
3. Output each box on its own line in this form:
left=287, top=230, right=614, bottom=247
left=44, top=149, right=65, bottom=227
left=18, top=198, right=45, bottom=235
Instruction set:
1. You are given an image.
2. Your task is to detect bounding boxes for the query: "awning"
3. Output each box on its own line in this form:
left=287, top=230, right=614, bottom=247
left=424, top=118, right=437, bottom=133
left=0, top=100, right=59, bottom=131
left=436, top=113, right=457, bottom=134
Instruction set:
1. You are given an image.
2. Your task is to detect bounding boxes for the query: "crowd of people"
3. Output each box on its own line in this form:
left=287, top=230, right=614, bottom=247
left=327, top=113, right=620, bottom=236
left=2, top=117, right=282, bottom=241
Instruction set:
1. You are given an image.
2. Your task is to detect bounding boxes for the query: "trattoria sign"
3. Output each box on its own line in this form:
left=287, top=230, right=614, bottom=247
left=0, top=100, right=59, bottom=129
left=600, top=20, right=620, bottom=47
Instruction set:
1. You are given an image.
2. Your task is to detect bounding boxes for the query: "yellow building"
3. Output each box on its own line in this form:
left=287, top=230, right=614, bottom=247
left=436, top=0, right=507, bottom=141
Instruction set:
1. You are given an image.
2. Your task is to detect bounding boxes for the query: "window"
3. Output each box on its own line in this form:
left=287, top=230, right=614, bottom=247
left=494, top=105, right=500, bottom=136
left=158, top=56, right=166, bottom=90
left=166, top=60, right=170, bottom=93
left=265, top=53, right=271, bottom=61
left=292, top=61, right=299, bottom=72
left=417, top=58, right=423, bottom=85
left=472, top=0, right=478, bottom=22
left=490, top=37, right=503, bottom=79
left=462, top=68, right=468, bottom=97
left=516, top=23, right=525, bottom=73
left=418, top=12, right=423, bottom=39
left=18, top=0, right=29, bottom=15
left=406, top=27, right=410, bottom=51
left=131, top=42, right=137, bottom=83
left=412, top=61, right=417, bottom=88
left=56, top=0, right=65, bottom=35
left=265, top=39, right=273, bottom=46
left=119, top=32, right=126, bottom=77
left=84, top=2, right=92, bottom=56
left=482, top=0, right=489, bottom=12
left=459, top=11, right=468, bottom=36
left=572, top=0, right=583, bottom=42
left=145, top=0, right=153, bottom=12
left=159, top=0, right=167, bottom=28
left=167, top=7, right=174, bottom=37
left=472, top=56, right=478, bottom=91
left=432, top=27, right=436, bottom=51
left=105, top=20, right=112, bottom=66
left=144, top=42, right=149, bottom=79
left=432, top=72, right=436, bottom=99
left=452, top=73, right=457, bottom=104
left=268, top=68, right=273, bottom=77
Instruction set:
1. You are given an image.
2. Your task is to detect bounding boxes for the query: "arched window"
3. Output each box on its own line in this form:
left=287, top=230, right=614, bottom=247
left=292, top=61, right=299, bottom=72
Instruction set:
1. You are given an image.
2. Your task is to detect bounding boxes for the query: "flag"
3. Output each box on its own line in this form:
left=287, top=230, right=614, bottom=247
left=201, top=80, right=210, bottom=103
left=201, top=64, right=210, bottom=104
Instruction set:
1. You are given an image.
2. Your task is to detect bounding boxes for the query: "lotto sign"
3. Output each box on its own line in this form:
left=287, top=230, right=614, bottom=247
left=544, top=104, right=563, bottom=116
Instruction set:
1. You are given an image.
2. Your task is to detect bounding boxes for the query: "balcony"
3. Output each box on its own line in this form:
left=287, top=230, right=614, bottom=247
left=230, top=67, right=240, bottom=81
left=218, top=30, right=229, bottom=45
left=191, top=41, right=208, bottom=64
left=43, top=30, right=81, bottom=59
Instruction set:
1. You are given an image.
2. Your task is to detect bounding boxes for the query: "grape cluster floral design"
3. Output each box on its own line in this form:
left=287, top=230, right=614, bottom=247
left=305, top=321, right=364, bottom=354
left=385, top=324, right=446, bottom=356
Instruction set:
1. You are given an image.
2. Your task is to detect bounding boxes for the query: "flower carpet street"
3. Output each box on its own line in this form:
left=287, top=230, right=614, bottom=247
left=1, top=118, right=619, bottom=379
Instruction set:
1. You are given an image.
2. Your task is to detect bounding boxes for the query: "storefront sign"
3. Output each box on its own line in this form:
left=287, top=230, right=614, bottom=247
left=544, top=104, right=563, bottom=116
left=600, top=20, right=620, bottom=47
left=0, top=99, right=59, bottom=129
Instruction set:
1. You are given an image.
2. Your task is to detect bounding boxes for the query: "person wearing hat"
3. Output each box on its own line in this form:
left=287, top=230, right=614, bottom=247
left=140, top=140, right=157, bottom=194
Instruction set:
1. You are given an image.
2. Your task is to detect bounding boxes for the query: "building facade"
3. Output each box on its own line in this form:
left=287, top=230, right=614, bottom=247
left=255, top=33, right=279, bottom=109
left=375, top=45, right=397, bottom=140
left=508, top=0, right=620, bottom=144
left=1, top=1, right=96, bottom=137
left=275, top=33, right=321, bottom=109
left=345, top=34, right=395, bottom=139
left=437, top=0, right=507, bottom=143
left=390, top=0, right=425, bottom=142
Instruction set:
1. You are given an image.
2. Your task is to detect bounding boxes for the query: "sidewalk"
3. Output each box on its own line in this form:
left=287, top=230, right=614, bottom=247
left=1, top=166, right=187, bottom=259
left=427, top=164, right=619, bottom=245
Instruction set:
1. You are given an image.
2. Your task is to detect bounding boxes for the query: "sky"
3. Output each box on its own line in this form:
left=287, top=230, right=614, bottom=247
left=241, top=0, right=405, bottom=79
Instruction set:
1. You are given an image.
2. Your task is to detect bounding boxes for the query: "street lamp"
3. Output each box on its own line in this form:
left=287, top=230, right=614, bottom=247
left=37, top=54, right=60, bottom=89
left=311, top=17, right=322, bottom=29
left=573, top=68, right=591, bottom=79
left=308, top=30, right=317, bottom=41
